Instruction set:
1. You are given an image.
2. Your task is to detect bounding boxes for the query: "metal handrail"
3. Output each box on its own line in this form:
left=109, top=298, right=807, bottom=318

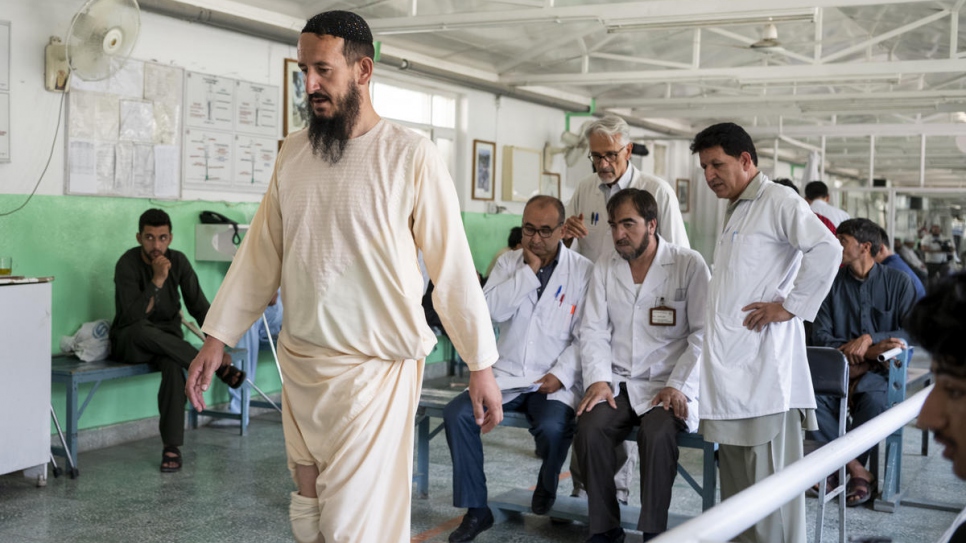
left=651, top=386, right=933, bottom=543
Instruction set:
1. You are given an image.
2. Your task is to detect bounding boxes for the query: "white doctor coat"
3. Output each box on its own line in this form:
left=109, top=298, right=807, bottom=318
left=580, top=237, right=710, bottom=432
left=566, top=164, right=689, bottom=264
left=483, top=244, right=594, bottom=409
left=700, top=174, right=841, bottom=421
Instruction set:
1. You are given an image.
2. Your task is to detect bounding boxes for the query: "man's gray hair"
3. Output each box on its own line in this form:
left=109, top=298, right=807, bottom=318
left=582, top=115, right=630, bottom=146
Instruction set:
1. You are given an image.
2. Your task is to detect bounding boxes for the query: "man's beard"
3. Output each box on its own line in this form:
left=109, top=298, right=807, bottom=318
left=616, top=235, right=649, bottom=261
left=308, top=85, right=361, bottom=164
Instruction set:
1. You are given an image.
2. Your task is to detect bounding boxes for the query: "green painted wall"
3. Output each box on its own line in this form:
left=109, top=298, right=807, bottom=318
left=0, top=194, right=266, bottom=430
left=0, top=195, right=516, bottom=434
left=460, top=212, right=523, bottom=274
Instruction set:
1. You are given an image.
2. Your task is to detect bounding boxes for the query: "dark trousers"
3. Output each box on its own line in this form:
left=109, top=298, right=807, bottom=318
left=443, top=390, right=576, bottom=508
left=113, top=321, right=199, bottom=447
left=575, top=385, right=685, bottom=535
left=807, top=370, right=887, bottom=466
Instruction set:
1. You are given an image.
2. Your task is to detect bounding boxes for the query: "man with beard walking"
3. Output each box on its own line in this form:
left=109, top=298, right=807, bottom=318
left=184, top=11, right=503, bottom=543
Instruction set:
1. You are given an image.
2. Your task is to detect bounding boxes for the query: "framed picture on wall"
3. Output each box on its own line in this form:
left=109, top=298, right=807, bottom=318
left=676, top=178, right=690, bottom=213
left=541, top=172, right=561, bottom=199
left=283, top=58, right=309, bottom=136
left=472, top=139, right=496, bottom=201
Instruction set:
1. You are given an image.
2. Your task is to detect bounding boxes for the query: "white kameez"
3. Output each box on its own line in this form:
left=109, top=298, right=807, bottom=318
left=202, top=120, right=499, bottom=543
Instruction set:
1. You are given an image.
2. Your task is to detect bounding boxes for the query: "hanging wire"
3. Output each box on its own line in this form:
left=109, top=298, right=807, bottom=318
left=0, top=91, right=67, bottom=217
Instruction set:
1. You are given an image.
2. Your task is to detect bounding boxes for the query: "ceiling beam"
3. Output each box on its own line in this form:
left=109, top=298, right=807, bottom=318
left=365, top=0, right=938, bottom=34
left=501, top=59, right=966, bottom=86
left=603, top=90, right=966, bottom=108
left=588, top=52, right=692, bottom=70
left=497, top=24, right=602, bottom=73
left=745, top=122, right=966, bottom=137
left=820, top=9, right=950, bottom=64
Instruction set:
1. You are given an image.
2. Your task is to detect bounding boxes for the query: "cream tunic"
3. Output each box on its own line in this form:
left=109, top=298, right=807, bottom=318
left=204, top=121, right=497, bottom=371
left=202, top=120, right=498, bottom=543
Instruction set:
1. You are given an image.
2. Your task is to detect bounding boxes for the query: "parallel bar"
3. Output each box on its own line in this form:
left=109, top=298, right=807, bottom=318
left=651, top=387, right=932, bottom=543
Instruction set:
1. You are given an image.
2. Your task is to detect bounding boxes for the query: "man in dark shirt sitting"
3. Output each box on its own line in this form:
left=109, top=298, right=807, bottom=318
left=810, top=218, right=917, bottom=506
left=110, top=209, right=244, bottom=472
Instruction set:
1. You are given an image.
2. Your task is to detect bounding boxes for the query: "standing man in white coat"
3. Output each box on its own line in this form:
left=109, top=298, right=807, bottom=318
left=563, top=114, right=689, bottom=500
left=564, top=115, right=689, bottom=262
left=691, top=123, right=840, bottom=543
left=443, top=196, right=593, bottom=542
left=575, top=188, right=709, bottom=543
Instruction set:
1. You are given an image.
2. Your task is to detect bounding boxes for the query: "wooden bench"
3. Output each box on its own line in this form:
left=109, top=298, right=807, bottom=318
left=50, top=349, right=245, bottom=472
left=414, top=388, right=717, bottom=530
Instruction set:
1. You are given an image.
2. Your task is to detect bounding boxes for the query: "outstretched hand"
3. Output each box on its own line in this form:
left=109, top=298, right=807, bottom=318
left=562, top=214, right=588, bottom=242
left=469, top=366, right=503, bottom=433
left=185, top=337, right=228, bottom=412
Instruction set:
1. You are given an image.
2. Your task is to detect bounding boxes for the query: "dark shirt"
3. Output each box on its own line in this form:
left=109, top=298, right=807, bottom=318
left=880, top=254, right=926, bottom=300
left=812, top=263, right=917, bottom=348
left=534, top=244, right=561, bottom=299
left=110, top=247, right=210, bottom=338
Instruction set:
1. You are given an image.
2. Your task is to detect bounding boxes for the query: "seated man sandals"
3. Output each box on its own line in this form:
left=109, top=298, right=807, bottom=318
left=110, top=209, right=244, bottom=472
left=810, top=218, right=917, bottom=506
left=576, top=188, right=709, bottom=543
left=443, top=195, right=593, bottom=542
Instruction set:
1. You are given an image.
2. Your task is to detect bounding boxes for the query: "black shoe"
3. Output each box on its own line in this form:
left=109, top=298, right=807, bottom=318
left=585, top=527, right=625, bottom=543
left=531, top=487, right=556, bottom=515
left=448, top=509, right=494, bottom=543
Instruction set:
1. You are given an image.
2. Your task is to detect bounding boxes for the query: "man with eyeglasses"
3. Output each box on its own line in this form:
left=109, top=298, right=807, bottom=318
left=575, top=188, right=708, bottom=543
left=563, top=115, right=689, bottom=265
left=563, top=114, right=689, bottom=503
left=443, top=195, right=593, bottom=542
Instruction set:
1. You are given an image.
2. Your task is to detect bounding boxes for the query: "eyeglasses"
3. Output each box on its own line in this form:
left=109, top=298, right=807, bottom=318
left=522, top=224, right=562, bottom=238
left=588, top=148, right=626, bottom=164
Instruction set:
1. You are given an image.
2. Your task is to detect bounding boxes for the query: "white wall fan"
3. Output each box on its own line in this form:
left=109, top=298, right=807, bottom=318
left=543, top=130, right=588, bottom=171
left=45, top=0, right=141, bottom=92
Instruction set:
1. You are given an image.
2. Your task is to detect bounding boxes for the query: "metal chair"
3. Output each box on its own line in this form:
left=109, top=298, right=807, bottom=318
left=807, top=346, right=850, bottom=543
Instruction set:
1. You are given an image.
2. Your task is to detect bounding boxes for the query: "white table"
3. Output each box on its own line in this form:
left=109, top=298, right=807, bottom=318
left=0, top=280, right=53, bottom=485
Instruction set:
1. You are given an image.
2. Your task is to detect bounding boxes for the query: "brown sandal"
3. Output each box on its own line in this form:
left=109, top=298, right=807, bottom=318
left=215, top=364, right=246, bottom=389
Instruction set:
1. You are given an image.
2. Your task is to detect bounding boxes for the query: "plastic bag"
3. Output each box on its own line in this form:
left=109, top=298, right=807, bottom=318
left=60, top=320, right=111, bottom=362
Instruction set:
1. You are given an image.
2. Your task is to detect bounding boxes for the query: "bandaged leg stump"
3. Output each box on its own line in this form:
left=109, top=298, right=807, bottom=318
left=290, top=491, right=323, bottom=543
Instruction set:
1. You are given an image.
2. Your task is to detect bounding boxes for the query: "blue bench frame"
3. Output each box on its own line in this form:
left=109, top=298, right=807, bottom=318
left=50, top=350, right=245, bottom=470
left=414, top=389, right=717, bottom=528
left=872, top=348, right=938, bottom=512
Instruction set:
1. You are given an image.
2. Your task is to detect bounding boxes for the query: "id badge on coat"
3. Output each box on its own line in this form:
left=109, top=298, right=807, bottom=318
left=649, top=296, right=676, bottom=326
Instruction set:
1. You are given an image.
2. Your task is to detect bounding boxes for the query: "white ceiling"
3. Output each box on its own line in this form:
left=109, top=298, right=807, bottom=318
left=143, top=0, right=966, bottom=187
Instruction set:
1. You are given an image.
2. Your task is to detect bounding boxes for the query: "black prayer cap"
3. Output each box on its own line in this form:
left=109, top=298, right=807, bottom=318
left=302, top=11, right=373, bottom=44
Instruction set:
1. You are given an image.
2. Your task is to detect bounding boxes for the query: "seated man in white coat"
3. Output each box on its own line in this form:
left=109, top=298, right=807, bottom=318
left=575, top=188, right=709, bottom=543
left=444, top=195, right=593, bottom=542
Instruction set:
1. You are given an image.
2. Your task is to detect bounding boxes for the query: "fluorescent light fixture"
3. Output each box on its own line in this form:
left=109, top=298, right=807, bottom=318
left=374, top=15, right=601, bottom=35
left=605, top=8, right=816, bottom=34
